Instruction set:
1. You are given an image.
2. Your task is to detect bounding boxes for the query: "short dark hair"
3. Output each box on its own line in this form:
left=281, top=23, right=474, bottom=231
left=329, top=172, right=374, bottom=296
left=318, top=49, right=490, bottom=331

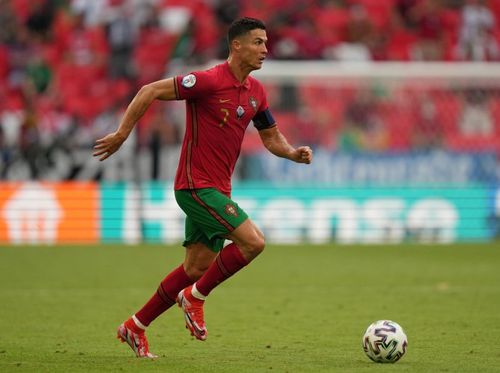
left=227, top=17, right=266, bottom=43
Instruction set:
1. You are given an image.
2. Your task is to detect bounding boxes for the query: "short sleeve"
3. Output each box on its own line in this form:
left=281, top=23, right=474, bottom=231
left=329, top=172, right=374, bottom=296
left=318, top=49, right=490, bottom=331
left=174, top=70, right=215, bottom=100
left=257, top=83, right=269, bottom=112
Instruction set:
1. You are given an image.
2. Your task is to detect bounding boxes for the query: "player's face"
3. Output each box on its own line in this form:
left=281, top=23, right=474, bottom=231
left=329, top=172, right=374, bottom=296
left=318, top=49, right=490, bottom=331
left=239, top=29, right=268, bottom=70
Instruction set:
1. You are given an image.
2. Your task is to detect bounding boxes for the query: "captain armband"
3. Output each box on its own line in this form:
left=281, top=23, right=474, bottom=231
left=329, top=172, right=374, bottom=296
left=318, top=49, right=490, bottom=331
left=252, top=109, right=276, bottom=130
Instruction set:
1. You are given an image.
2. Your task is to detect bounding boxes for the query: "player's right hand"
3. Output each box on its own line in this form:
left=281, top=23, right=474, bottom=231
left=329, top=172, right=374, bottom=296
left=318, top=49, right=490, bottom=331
left=93, top=132, right=127, bottom=161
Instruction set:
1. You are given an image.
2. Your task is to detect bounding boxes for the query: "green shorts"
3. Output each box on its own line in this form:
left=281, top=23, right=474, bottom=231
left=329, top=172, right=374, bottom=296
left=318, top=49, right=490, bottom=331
left=174, top=188, right=248, bottom=252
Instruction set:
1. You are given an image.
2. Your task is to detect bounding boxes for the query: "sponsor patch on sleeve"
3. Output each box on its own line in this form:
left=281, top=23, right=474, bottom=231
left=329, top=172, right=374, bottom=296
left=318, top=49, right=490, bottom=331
left=181, top=74, right=196, bottom=88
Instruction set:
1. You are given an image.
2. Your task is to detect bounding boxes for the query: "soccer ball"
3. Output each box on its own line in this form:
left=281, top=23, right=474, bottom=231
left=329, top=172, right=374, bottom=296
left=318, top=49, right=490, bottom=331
left=362, top=320, right=408, bottom=363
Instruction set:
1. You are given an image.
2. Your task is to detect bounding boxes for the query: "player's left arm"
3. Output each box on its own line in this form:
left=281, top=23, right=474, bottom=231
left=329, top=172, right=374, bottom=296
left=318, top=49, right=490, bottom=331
left=258, top=126, right=313, bottom=164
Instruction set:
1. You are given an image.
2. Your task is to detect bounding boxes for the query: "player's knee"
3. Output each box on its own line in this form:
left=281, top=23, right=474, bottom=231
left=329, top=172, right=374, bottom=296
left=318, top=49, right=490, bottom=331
left=253, top=230, right=266, bottom=254
left=253, top=237, right=266, bottom=255
left=184, top=263, right=209, bottom=280
left=243, top=234, right=266, bottom=258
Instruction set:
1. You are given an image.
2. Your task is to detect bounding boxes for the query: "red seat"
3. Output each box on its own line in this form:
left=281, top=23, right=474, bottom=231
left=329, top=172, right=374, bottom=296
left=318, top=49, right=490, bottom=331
left=111, top=79, right=133, bottom=103
left=133, top=29, right=176, bottom=85
left=348, top=0, right=396, bottom=30
left=240, top=0, right=297, bottom=22
left=380, top=104, right=413, bottom=150
left=488, top=0, right=500, bottom=22
left=432, top=93, right=461, bottom=136
left=440, top=8, right=461, bottom=33
left=11, top=0, right=30, bottom=22
left=385, top=30, right=418, bottom=61
left=0, top=46, right=8, bottom=81
left=490, top=99, right=500, bottom=136
left=4, top=90, right=25, bottom=111
left=315, top=8, right=350, bottom=44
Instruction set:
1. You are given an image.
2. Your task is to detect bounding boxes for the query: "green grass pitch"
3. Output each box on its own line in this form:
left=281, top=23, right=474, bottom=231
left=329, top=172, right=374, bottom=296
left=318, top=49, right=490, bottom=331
left=1, top=243, right=499, bottom=372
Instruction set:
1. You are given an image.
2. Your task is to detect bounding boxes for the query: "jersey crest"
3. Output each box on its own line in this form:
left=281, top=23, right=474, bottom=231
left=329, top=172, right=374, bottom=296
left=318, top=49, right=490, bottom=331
left=249, top=97, right=258, bottom=112
left=224, top=203, right=238, bottom=217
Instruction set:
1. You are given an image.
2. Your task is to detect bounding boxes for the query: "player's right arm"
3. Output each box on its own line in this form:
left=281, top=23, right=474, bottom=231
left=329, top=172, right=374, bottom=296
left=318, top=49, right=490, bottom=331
left=93, top=78, right=177, bottom=161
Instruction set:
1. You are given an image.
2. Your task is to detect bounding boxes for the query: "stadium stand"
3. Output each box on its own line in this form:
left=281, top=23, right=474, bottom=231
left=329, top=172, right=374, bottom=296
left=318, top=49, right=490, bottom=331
left=0, top=0, right=499, bottom=181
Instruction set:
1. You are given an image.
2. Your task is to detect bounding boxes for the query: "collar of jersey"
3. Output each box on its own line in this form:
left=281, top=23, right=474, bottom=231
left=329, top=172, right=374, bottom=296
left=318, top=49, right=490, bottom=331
left=223, top=61, right=251, bottom=89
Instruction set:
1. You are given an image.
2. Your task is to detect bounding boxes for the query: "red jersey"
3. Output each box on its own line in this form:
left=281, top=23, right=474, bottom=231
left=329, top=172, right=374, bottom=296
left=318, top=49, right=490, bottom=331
left=173, top=61, right=271, bottom=196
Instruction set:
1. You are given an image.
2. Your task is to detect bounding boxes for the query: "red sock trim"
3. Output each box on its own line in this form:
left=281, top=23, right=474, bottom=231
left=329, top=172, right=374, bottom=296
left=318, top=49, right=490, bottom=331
left=157, top=283, right=176, bottom=306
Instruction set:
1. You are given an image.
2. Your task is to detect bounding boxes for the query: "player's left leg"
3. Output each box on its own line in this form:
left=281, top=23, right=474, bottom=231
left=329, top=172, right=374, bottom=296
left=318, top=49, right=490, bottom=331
left=194, top=218, right=264, bottom=296
left=174, top=188, right=264, bottom=340
left=177, top=219, right=264, bottom=341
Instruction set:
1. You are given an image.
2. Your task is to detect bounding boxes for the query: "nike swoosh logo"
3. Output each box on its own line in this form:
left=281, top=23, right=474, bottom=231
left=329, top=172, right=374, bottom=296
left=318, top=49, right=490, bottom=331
left=219, top=98, right=231, bottom=103
left=124, top=328, right=140, bottom=350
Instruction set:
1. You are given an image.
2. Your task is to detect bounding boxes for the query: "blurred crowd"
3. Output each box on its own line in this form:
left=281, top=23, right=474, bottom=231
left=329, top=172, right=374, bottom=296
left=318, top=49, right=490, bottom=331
left=1, top=0, right=500, bottom=180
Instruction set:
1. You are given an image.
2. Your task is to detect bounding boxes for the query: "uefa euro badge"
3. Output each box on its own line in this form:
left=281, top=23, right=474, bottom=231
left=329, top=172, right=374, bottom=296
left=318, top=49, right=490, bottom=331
left=181, top=74, right=196, bottom=88
left=236, top=105, right=245, bottom=118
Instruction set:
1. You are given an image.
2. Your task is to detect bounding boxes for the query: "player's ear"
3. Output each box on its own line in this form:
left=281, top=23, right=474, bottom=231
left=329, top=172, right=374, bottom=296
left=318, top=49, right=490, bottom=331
left=231, top=38, right=241, bottom=52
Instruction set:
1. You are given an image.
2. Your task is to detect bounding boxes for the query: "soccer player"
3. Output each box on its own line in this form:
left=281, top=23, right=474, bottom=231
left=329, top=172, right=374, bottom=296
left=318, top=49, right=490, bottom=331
left=93, top=17, right=313, bottom=358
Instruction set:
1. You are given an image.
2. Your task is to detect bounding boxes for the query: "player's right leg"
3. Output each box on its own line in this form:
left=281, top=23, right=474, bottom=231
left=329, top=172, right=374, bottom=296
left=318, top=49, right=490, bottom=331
left=116, top=262, right=194, bottom=357
left=225, top=217, right=266, bottom=262
left=188, top=219, right=264, bottom=313
left=176, top=241, right=217, bottom=341
left=177, top=283, right=207, bottom=340
left=117, top=241, right=215, bottom=356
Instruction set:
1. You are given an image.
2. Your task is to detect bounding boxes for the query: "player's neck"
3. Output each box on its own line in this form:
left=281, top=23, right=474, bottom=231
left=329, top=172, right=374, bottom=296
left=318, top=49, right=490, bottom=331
left=227, top=57, right=251, bottom=84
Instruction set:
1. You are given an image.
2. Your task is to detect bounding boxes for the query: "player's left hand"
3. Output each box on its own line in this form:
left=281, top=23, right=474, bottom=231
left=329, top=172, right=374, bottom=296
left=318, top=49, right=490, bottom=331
left=293, top=146, right=313, bottom=164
